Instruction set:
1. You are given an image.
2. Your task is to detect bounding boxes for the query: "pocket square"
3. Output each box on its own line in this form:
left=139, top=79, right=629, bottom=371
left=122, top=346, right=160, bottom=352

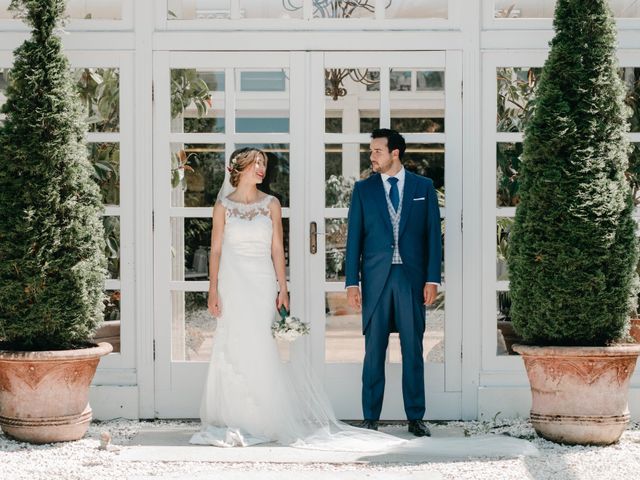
left=413, top=197, right=425, bottom=201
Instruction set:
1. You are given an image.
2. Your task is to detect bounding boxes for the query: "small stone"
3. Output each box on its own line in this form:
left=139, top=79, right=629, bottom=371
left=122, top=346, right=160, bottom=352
left=98, top=431, right=111, bottom=450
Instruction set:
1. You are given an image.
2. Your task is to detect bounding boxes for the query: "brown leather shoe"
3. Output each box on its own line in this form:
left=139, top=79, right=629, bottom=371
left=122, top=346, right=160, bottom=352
left=408, top=420, right=431, bottom=437
left=359, top=419, right=379, bottom=431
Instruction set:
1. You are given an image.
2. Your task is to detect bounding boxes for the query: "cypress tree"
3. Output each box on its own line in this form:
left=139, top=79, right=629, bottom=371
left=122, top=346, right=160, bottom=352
left=508, top=0, right=639, bottom=345
left=0, top=0, right=106, bottom=350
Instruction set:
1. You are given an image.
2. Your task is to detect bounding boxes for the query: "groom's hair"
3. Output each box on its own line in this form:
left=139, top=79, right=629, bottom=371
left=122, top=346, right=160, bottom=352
left=371, top=128, right=406, bottom=160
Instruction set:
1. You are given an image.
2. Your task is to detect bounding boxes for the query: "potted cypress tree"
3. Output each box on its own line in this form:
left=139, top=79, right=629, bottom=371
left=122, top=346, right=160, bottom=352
left=510, top=0, right=640, bottom=445
left=0, top=0, right=111, bottom=444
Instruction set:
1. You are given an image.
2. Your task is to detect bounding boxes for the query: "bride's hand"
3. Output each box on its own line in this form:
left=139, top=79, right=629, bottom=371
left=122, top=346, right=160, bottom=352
left=208, top=290, right=221, bottom=317
left=276, top=289, right=289, bottom=312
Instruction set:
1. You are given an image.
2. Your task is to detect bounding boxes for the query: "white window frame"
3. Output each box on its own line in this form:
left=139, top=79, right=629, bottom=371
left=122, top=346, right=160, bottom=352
left=0, top=0, right=134, bottom=31
left=156, top=0, right=461, bottom=31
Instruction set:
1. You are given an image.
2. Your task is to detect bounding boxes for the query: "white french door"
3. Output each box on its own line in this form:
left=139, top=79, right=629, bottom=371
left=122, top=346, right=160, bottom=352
left=152, top=50, right=462, bottom=419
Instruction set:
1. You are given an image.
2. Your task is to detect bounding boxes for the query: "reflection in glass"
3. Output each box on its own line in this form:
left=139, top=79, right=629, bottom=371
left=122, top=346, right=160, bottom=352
left=167, top=0, right=304, bottom=19
left=325, top=116, right=342, bottom=133
left=312, top=1, right=374, bottom=18
left=496, top=143, right=523, bottom=207
left=386, top=0, right=448, bottom=19
left=621, top=67, right=640, bottom=133
left=74, top=68, right=120, bottom=133
left=237, top=143, right=290, bottom=207
left=97, top=290, right=121, bottom=353
left=1, top=0, right=124, bottom=20
left=325, top=68, right=379, bottom=133
left=236, top=69, right=289, bottom=133
left=630, top=144, right=640, bottom=208
left=326, top=219, right=347, bottom=282
left=496, top=67, right=541, bottom=132
left=103, top=216, right=120, bottom=280
left=170, top=143, right=225, bottom=208
left=171, top=218, right=212, bottom=282
left=403, top=143, right=445, bottom=194
left=171, top=291, right=216, bottom=361
left=88, top=143, right=120, bottom=206
left=494, top=1, right=640, bottom=18
left=390, top=69, right=445, bottom=133
left=497, top=291, right=521, bottom=356
left=496, top=217, right=514, bottom=281
left=325, top=292, right=444, bottom=363
left=325, top=144, right=370, bottom=207
left=171, top=69, right=222, bottom=133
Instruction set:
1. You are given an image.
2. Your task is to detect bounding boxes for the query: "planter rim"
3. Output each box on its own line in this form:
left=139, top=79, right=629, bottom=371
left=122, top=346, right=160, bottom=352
left=513, top=343, right=640, bottom=357
left=0, top=342, right=113, bottom=361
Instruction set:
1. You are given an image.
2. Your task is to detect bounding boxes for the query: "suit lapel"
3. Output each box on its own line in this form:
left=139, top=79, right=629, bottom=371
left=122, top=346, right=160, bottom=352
left=399, top=171, right=417, bottom=237
left=371, top=174, right=393, bottom=233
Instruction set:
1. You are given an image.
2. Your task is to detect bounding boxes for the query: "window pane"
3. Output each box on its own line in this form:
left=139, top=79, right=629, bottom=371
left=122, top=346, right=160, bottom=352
left=325, top=292, right=444, bottom=363
left=497, top=217, right=514, bottom=281
left=496, top=67, right=541, bottom=133
left=171, top=291, right=216, bottom=361
left=325, top=143, right=368, bottom=207
left=93, top=290, right=121, bottom=353
left=326, top=219, right=347, bottom=282
left=403, top=144, right=445, bottom=205
left=313, top=2, right=374, bottom=18
left=103, top=216, right=120, bottom=280
left=390, top=69, right=445, bottom=134
left=494, top=1, right=640, bottom=18
left=171, top=69, right=223, bottom=134
left=236, top=143, right=290, bottom=207
left=167, top=0, right=303, bottom=19
left=630, top=144, right=640, bottom=210
left=170, top=143, right=225, bottom=208
left=386, top=1, right=448, bottom=19
left=497, top=291, right=520, bottom=356
left=0, top=69, right=7, bottom=127
left=236, top=69, right=289, bottom=133
left=88, top=143, right=120, bottom=206
left=326, top=68, right=379, bottom=133
left=622, top=67, right=640, bottom=133
left=496, top=142, right=523, bottom=207
left=171, top=218, right=212, bottom=282
left=74, top=68, right=120, bottom=133
left=1, top=1, right=124, bottom=20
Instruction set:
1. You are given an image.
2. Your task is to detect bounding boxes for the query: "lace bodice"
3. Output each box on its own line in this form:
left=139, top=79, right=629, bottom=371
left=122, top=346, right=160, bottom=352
left=220, top=195, right=273, bottom=221
left=219, top=195, right=274, bottom=258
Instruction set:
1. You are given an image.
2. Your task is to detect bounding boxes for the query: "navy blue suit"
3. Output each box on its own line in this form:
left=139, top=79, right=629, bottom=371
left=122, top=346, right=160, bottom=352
left=345, top=171, right=441, bottom=421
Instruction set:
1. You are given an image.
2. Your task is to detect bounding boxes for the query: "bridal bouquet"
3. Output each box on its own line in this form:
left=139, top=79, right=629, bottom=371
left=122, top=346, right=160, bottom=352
left=271, top=306, right=309, bottom=342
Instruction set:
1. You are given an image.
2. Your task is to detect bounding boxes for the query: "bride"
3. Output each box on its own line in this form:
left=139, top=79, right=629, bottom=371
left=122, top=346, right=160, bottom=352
left=189, top=147, right=536, bottom=459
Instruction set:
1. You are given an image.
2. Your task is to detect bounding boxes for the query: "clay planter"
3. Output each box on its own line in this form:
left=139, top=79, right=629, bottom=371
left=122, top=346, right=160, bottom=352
left=513, top=344, right=640, bottom=445
left=0, top=342, right=112, bottom=444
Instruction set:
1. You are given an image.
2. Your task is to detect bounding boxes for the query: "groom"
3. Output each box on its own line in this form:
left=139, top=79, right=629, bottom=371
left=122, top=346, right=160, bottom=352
left=345, top=128, right=441, bottom=437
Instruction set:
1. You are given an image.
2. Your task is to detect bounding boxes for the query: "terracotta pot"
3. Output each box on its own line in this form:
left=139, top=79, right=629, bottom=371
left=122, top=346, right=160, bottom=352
left=513, top=343, right=640, bottom=445
left=0, top=342, right=112, bottom=444
left=629, top=318, right=640, bottom=344
left=92, top=320, right=120, bottom=353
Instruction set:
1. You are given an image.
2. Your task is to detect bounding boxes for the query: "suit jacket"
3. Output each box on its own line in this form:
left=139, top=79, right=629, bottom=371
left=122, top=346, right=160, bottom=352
left=345, top=171, right=442, bottom=333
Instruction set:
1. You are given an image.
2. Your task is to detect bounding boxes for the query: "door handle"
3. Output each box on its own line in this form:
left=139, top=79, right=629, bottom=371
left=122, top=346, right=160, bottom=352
left=310, top=221, right=317, bottom=254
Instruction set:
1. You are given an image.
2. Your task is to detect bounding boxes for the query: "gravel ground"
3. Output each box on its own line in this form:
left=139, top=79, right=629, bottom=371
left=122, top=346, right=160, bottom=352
left=1, top=418, right=640, bottom=480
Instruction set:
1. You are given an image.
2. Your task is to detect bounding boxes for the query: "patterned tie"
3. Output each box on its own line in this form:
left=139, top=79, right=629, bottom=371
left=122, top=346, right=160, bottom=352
left=387, top=177, right=399, bottom=212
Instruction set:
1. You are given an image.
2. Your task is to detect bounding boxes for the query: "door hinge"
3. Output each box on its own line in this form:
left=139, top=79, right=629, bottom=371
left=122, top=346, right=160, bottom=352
left=153, top=339, right=156, bottom=361
left=461, top=80, right=463, bottom=99
left=152, top=211, right=155, bottom=231
left=151, top=82, right=154, bottom=102
left=460, top=210, right=463, bottom=233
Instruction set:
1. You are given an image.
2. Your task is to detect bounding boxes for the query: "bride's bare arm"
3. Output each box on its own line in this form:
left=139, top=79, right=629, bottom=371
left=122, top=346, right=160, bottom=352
left=270, top=198, right=289, bottom=311
left=208, top=201, right=225, bottom=317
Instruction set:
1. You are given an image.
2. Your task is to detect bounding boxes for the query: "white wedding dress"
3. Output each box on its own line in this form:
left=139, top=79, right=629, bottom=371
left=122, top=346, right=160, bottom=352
left=189, top=194, right=537, bottom=459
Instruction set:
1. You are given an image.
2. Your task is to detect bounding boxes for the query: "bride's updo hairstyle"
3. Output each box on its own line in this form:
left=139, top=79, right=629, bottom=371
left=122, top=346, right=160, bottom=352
left=228, top=147, right=266, bottom=188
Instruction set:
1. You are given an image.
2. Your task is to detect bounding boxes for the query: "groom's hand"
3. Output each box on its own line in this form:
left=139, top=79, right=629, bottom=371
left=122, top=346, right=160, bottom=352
left=424, top=284, right=438, bottom=306
left=346, top=287, right=362, bottom=312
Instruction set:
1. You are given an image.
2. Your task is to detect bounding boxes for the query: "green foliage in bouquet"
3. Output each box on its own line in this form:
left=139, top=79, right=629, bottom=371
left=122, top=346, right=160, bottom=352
left=0, top=0, right=106, bottom=350
left=508, top=0, right=639, bottom=345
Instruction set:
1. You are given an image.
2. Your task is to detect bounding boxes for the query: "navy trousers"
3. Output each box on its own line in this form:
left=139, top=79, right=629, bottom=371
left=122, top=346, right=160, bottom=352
left=362, top=265, right=426, bottom=421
